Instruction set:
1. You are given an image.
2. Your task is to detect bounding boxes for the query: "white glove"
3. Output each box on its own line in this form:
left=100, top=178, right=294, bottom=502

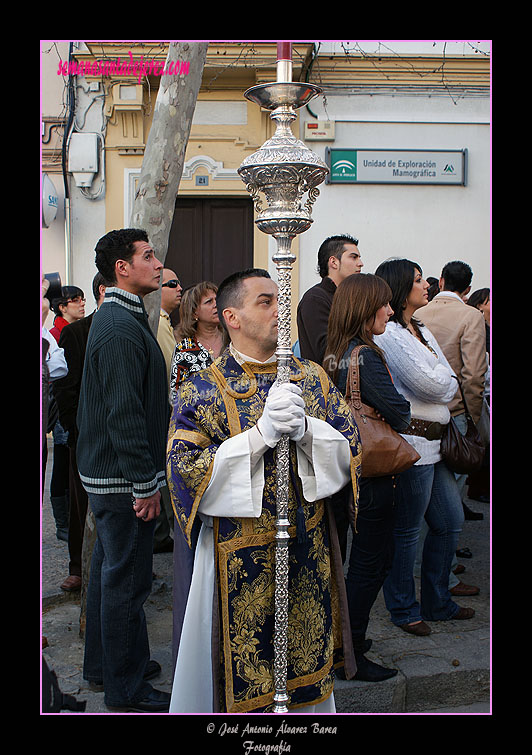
left=257, top=382, right=307, bottom=447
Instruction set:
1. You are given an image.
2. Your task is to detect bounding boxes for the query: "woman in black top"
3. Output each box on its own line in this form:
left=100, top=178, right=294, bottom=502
left=325, top=273, right=411, bottom=682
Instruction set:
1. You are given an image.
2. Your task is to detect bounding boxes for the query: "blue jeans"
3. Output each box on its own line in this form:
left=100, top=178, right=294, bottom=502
left=413, top=414, right=469, bottom=588
left=383, top=461, right=464, bottom=624
left=83, top=493, right=156, bottom=706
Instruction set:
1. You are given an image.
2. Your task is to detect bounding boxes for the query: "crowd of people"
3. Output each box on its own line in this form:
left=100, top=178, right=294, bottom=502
left=41, top=228, right=490, bottom=714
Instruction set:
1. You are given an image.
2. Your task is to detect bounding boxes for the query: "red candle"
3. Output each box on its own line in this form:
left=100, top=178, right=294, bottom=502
left=277, top=42, right=292, bottom=61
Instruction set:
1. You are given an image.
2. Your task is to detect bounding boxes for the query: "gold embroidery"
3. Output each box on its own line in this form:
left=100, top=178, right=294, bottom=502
left=167, top=429, right=211, bottom=453
left=217, top=500, right=334, bottom=712
left=287, top=566, right=328, bottom=676
left=168, top=353, right=361, bottom=711
left=208, top=363, right=242, bottom=435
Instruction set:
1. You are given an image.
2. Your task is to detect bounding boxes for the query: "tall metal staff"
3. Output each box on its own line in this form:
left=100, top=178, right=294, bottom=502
left=238, top=43, right=328, bottom=713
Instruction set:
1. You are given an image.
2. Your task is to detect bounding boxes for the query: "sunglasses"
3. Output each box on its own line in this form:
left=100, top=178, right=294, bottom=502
left=162, top=279, right=181, bottom=288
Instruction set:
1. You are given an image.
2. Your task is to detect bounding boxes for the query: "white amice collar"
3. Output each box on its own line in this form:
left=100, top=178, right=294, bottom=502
left=229, top=342, right=276, bottom=365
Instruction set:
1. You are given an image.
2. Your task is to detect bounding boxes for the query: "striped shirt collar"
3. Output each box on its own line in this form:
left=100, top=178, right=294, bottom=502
left=102, top=287, right=145, bottom=315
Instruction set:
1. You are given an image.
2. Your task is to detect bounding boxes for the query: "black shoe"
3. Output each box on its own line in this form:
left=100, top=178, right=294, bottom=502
left=143, top=660, right=162, bottom=681
left=335, top=637, right=373, bottom=679
left=353, top=654, right=398, bottom=682
left=106, top=687, right=171, bottom=713
left=153, top=539, right=174, bottom=554
left=89, top=660, right=162, bottom=691
left=335, top=666, right=347, bottom=680
left=463, top=502, right=483, bottom=520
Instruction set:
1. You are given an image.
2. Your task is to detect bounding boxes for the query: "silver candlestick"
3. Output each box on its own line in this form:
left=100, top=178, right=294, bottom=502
left=238, top=45, right=328, bottom=714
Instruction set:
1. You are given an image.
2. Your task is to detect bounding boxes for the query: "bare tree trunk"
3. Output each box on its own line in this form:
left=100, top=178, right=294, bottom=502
left=79, top=42, right=208, bottom=635
left=79, top=508, right=96, bottom=638
left=131, top=41, right=209, bottom=336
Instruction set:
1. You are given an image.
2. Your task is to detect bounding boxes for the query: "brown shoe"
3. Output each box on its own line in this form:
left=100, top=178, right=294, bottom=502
left=399, top=620, right=431, bottom=636
left=450, top=581, right=479, bottom=597
left=453, top=606, right=475, bottom=620
left=60, top=575, right=82, bottom=592
left=453, top=564, right=465, bottom=575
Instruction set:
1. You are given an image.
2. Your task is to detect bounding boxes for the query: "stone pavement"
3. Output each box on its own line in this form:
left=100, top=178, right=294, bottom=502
left=41, top=440, right=491, bottom=716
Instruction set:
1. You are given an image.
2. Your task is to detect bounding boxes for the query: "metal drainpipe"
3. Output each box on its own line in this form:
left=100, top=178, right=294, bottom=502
left=62, top=43, right=75, bottom=285
left=64, top=197, right=72, bottom=285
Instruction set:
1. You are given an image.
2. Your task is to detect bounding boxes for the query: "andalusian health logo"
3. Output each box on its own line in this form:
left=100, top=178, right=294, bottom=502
left=331, top=152, right=357, bottom=181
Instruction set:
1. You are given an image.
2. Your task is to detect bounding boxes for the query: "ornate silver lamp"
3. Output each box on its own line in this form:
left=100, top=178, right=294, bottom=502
left=238, top=43, right=328, bottom=714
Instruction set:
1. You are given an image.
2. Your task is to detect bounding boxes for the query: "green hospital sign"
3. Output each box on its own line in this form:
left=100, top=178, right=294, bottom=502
left=329, top=149, right=358, bottom=181
left=326, top=148, right=467, bottom=185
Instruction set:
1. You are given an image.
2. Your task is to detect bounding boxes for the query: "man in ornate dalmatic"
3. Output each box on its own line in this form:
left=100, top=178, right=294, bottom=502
left=167, top=268, right=361, bottom=714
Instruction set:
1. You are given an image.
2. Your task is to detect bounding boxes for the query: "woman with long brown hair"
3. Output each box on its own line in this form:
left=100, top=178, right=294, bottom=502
left=325, top=272, right=411, bottom=682
left=169, top=281, right=228, bottom=401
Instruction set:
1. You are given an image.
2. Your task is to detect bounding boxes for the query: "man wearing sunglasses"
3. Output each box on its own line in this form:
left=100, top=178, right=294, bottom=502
left=158, top=269, right=182, bottom=386
left=155, top=268, right=183, bottom=554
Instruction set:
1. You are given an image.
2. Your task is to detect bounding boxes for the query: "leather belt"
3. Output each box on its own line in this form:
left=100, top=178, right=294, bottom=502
left=402, top=418, right=445, bottom=441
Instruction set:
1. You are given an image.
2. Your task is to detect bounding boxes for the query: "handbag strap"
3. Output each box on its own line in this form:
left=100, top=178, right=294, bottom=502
left=345, top=345, right=365, bottom=410
left=452, top=375, right=473, bottom=421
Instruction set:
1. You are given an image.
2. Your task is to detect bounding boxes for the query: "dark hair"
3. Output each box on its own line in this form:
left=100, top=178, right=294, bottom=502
left=467, top=287, right=490, bottom=310
left=441, top=260, right=473, bottom=294
left=216, top=268, right=271, bottom=330
left=94, top=228, right=149, bottom=284
left=92, top=272, right=109, bottom=303
left=317, top=234, right=359, bottom=278
left=324, top=273, right=392, bottom=382
left=427, top=277, right=440, bottom=301
left=51, top=285, right=84, bottom=316
left=375, top=258, right=430, bottom=346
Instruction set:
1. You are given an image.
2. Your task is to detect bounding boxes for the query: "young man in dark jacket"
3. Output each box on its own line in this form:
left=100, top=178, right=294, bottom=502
left=296, top=234, right=363, bottom=364
left=76, top=228, right=171, bottom=712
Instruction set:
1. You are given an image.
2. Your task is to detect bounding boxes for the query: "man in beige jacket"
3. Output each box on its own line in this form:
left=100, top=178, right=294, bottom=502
left=421, top=260, right=487, bottom=587
left=421, top=261, right=486, bottom=426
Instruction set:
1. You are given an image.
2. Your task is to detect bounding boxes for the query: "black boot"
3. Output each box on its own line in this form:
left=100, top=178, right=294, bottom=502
left=335, top=638, right=373, bottom=680
left=462, top=502, right=483, bottom=521
left=353, top=654, right=398, bottom=683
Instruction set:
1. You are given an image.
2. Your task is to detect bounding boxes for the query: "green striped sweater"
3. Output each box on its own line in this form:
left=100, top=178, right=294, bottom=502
left=76, top=287, right=169, bottom=498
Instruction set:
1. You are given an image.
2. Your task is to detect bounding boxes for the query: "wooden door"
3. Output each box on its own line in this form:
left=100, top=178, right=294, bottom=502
left=165, top=197, right=254, bottom=310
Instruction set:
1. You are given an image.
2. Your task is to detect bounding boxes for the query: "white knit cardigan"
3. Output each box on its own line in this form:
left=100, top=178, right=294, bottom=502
left=374, top=320, right=458, bottom=465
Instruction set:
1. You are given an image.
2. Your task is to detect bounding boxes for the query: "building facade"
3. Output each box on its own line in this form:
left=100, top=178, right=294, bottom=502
left=41, top=41, right=491, bottom=333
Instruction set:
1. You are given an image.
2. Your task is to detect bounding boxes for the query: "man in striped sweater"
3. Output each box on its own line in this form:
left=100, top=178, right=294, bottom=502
left=76, top=228, right=171, bottom=712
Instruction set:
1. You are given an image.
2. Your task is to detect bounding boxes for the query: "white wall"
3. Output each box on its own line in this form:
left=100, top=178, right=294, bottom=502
left=297, top=89, right=491, bottom=297
left=41, top=42, right=70, bottom=330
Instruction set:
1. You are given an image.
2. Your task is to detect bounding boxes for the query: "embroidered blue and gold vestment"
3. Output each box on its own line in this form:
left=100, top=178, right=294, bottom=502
left=167, top=350, right=361, bottom=713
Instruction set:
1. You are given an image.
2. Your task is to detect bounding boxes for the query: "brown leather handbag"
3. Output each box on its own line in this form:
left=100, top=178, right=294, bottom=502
left=440, top=377, right=485, bottom=474
left=345, top=345, right=420, bottom=478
